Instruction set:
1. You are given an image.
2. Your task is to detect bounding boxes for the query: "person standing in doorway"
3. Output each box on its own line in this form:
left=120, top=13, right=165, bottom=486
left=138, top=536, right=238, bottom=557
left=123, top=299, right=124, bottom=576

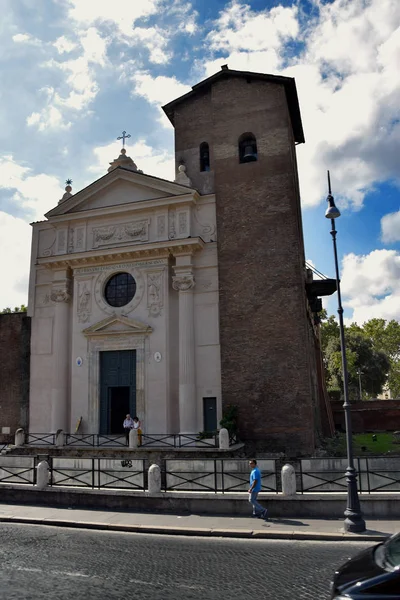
left=123, top=414, right=134, bottom=445
left=248, top=459, right=268, bottom=520
left=133, top=416, right=142, bottom=446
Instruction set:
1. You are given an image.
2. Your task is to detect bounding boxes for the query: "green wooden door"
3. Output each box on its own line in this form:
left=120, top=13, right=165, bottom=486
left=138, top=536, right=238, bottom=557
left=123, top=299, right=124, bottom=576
left=100, top=350, right=136, bottom=434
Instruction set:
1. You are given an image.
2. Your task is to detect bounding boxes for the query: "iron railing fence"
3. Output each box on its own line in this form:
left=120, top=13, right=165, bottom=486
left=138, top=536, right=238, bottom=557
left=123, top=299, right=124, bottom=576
left=164, top=459, right=278, bottom=493
left=2, top=455, right=400, bottom=494
left=49, top=457, right=146, bottom=490
left=0, top=456, right=36, bottom=485
left=27, top=432, right=220, bottom=448
left=26, top=433, right=56, bottom=446
left=298, top=457, right=400, bottom=494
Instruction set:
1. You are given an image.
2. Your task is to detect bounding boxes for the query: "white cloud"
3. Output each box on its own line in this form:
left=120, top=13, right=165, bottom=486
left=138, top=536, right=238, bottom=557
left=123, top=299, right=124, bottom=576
left=128, top=27, right=172, bottom=65
left=12, top=33, right=41, bottom=45
left=91, top=140, right=174, bottom=182
left=201, top=0, right=400, bottom=211
left=0, top=212, right=31, bottom=309
left=27, top=104, right=71, bottom=131
left=27, top=27, right=107, bottom=129
left=130, top=71, right=191, bottom=127
left=53, top=36, right=77, bottom=54
left=132, top=71, right=190, bottom=105
left=381, top=209, right=400, bottom=243
left=341, top=249, right=400, bottom=323
left=66, top=0, right=161, bottom=36
left=0, top=155, right=61, bottom=221
left=207, top=1, right=298, bottom=54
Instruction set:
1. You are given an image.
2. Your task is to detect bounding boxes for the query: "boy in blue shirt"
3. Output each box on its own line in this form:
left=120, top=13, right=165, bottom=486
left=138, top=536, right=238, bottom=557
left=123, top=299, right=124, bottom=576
left=248, top=459, right=268, bottom=520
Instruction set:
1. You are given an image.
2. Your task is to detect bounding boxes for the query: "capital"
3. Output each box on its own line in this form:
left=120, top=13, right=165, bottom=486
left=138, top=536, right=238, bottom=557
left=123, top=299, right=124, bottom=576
left=51, top=287, right=71, bottom=303
left=172, top=274, right=195, bottom=292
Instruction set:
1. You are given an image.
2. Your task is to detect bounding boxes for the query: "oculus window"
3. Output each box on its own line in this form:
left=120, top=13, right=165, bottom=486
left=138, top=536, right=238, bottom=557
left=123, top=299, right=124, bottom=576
left=104, top=272, right=136, bottom=307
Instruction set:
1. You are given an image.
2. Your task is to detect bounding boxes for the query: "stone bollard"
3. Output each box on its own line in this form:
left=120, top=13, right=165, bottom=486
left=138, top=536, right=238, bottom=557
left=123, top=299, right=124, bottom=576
left=219, top=428, right=229, bottom=450
left=36, top=460, right=49, bottom=490
left=14, top=428, right=25, bottom=447
left=281, top=464, right=296, bottom=496
left=129, top=428, right=139, bottom=448
left=148, top=463, right=161, bottom=495
left=55, top=429, right=65, bottom=447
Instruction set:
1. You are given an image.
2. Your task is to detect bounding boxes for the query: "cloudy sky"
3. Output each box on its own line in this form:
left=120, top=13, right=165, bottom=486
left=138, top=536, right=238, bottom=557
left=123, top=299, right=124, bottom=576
left=0, top=0, right=399, bottom=324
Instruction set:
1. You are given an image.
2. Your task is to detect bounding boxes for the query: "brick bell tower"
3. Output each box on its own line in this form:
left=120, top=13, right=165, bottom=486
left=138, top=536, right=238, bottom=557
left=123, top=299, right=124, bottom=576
left=163, top=66, right=326, bottom=455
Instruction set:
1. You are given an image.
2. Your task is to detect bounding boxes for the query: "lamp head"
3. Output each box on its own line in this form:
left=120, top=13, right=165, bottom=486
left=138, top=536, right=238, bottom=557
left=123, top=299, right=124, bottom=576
left=325, top=194, right=341, bottom=219
left=325, top=170, right=341, bottom=219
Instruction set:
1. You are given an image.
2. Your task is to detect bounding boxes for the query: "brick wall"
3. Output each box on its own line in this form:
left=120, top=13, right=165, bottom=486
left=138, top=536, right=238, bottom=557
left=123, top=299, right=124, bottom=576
left=331, top=400, right=400, bottom=433
left=0, top=313, right=31, bottom=441
left=173, top=75, right=322, bottom=455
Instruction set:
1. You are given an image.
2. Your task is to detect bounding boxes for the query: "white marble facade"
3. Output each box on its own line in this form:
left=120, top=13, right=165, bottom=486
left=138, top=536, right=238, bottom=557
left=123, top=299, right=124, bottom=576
left=28, top=156, right=221, bottom=435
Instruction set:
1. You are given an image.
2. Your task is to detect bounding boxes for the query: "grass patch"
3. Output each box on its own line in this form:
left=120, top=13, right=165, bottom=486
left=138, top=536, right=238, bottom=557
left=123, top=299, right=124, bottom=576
left=353, top=433, right=398, bottom=455
left=320, top=432, right=400, bottom=456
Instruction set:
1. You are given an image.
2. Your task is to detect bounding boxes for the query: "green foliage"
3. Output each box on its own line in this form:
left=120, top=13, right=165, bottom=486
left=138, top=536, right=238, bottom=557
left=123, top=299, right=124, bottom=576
left=327, top=387, right=341, bottom=401
left=197, top=430, right=216, bottom=440
left=1, top=305, right=27, bottom=314
left=319, top=432, right=400, bottom=457
left=321, top=313, right=396, bottom=400
left=220, top=405, right=238, bottom=435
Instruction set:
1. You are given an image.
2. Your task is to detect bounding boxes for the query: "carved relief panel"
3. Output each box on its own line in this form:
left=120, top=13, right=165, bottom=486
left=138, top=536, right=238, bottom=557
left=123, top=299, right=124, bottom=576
left=56, top=228, right=68, bottom=255
left=147, top=269, right=164, bottom=317
left=92, top=219, right=149, bottom=249
left=76, top=280, right=92, bottom=323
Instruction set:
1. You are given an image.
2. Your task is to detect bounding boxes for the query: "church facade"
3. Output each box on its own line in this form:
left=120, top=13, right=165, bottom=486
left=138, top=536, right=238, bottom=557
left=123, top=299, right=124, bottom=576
left=28, top=67, right=332, bottom=454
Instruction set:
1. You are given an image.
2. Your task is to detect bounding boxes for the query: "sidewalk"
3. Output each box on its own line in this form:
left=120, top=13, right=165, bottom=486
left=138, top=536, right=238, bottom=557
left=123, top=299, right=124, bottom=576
left=0, top=502, right=398, bottom=541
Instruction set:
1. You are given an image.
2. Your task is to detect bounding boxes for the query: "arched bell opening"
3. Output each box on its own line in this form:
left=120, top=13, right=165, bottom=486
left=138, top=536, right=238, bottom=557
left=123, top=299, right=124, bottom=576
left=238, top=133, right=258, bottom=163
left=200, top=142, right=210, bottom=172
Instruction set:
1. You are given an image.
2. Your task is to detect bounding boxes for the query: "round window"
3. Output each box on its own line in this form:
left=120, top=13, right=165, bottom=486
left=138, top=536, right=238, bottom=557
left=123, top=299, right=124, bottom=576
left=104, top=272, right=136, bottom=307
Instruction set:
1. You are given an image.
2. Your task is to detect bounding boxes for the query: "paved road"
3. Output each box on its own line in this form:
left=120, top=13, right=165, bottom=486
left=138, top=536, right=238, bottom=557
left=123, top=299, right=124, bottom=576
left=0, top=524, right=370, bottom=600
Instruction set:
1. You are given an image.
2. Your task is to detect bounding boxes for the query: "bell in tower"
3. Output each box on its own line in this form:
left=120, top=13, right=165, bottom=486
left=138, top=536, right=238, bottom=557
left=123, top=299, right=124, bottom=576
left=239, top=134, right=258, bottom=163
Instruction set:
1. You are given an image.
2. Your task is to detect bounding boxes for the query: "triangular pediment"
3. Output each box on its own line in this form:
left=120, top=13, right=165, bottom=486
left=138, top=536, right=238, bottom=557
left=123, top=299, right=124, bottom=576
left=45, top=167, right=195, bottom=218
left=83, top=314, right=152, bottom=337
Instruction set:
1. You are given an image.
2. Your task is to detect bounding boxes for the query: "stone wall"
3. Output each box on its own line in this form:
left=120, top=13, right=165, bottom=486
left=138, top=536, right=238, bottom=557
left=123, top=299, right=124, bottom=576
left=173, top=75, right=322, bottom=455
left=331, top=400, right=400, bottom=433
left=0, top=313, right=31, bottom=441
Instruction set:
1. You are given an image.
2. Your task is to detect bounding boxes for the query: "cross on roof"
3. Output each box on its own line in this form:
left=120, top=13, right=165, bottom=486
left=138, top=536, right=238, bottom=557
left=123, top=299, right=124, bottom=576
left=117, top=130, right=131, bottom=148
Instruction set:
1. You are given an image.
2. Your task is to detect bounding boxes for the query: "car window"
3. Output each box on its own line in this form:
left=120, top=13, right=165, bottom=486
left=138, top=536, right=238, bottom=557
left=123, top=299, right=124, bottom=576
left=384, top=533, right=400, bottom=569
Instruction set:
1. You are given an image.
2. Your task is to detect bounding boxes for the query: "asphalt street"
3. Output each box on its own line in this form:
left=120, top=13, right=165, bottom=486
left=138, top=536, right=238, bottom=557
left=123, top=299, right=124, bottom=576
left=0, top=524, right=371, bottom=600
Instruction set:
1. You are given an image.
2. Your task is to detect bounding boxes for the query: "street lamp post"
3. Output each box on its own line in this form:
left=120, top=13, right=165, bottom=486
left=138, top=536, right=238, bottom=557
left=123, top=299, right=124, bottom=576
left=325, top=171, right=366, bottom=533
left=357, top=369, right=363, bottom=401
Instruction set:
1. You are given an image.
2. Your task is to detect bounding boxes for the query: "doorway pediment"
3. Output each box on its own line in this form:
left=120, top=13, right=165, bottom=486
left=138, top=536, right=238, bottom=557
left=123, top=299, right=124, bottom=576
left=83, top=314, right=152, bottom=337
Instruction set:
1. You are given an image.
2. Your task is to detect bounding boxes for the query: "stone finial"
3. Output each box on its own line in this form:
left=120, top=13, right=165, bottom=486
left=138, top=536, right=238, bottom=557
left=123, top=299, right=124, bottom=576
left=129, top=428, right=139, bottom=448
left=148, top=463, right=161, bottom=495
left=55, top=429, right=65, bottom=447
left=14, top=428, right=25, bottom=447
left=36, top=460, right=49, bottom=490
left=108, top=148, right=139, bottom=173
left=58, top=179, right=73, bottom=205
left=281, top=464, right=296, bottom=496
left=174, top=163, right=192, bottom=187
left=219, top=428, right=230, bottom=450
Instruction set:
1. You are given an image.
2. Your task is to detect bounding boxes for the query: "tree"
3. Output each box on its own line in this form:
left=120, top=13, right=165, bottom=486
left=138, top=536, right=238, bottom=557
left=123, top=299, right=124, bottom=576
left=1, top=305, right=27, bottom=314
left=320, top=312, right=392, bottom=400
left=361, top=319, right=400, bottom=398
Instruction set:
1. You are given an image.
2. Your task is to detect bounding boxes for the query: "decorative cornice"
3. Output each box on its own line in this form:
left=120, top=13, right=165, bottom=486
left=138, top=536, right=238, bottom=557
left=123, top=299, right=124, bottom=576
left=38, top=238, right=204, bottom=269
left=172, top=274, right=195, bottom=291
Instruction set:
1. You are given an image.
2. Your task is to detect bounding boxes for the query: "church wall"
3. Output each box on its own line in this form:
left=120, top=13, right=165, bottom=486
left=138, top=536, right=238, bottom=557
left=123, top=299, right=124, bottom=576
left=174, top=91, right=215, bottom=195
left=0, top=313, right=31, bottom=439
left=28, top=169, right=221, bottom=437
left=167, top=272, right=179, bottom=432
